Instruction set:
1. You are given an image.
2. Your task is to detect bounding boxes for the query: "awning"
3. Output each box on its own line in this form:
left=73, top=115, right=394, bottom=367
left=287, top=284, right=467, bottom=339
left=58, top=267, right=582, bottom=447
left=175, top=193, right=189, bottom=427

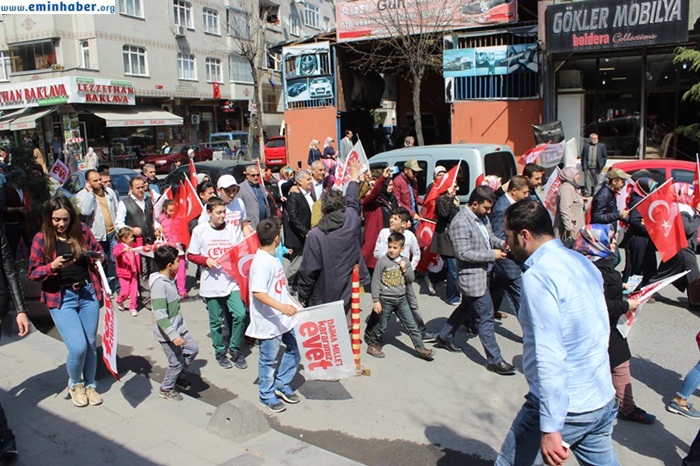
left=9, top=107, right=56, bottom=131
left=91, top=107, right=183, bottom=127
left=0, top=109, right=27, bottom=131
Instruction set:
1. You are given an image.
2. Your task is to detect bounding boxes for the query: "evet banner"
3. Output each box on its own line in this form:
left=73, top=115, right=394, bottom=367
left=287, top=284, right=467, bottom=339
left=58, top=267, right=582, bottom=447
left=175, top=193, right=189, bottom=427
left=294, top=301, right=356, bottom=381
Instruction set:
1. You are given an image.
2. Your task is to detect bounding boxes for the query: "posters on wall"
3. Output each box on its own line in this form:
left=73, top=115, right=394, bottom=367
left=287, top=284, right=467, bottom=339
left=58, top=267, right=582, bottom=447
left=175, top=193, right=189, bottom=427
left=443, top=43, right=538, bottom=78
left=283, top=42, right=334, bottom=106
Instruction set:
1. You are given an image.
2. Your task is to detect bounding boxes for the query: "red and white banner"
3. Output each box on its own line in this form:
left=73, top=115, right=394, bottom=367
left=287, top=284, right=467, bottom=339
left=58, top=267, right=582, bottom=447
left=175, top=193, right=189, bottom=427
left=294, top=300, right=357, bottom=380
left=542, top=168, right=563, bottom=219
left=131, top=241, right=185, bottom=257
left=635, top=179, right=688, bottom=262
left=335, top=140, right=369, bottom=187
left=49, top=159, right=70, bottom=184
left=519, top=142, right=550, bottom=166
left=153, top=186, right=173, bottom=220
left=218, top=233, right=261, bottom=306
left=96, top=261, right=119, bottom=380
left=616, top=271, right=689, bottom=338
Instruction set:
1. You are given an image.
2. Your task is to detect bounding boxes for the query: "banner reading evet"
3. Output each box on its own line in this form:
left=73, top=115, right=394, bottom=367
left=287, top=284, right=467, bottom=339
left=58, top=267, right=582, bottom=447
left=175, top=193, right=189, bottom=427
left=0, top=1, right=115, bottom=14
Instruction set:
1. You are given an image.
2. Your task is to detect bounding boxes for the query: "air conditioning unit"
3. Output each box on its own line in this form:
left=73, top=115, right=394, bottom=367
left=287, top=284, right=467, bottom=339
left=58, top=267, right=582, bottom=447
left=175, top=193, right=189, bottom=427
left=174, top=25, right=186, bottom=38
left=191, top=114, right=201, bottom=124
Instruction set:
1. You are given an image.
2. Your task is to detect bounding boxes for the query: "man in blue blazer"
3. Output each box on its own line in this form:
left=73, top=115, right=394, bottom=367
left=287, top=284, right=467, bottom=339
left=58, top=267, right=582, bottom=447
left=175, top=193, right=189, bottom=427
left=581, top=133, right=607, bottom=196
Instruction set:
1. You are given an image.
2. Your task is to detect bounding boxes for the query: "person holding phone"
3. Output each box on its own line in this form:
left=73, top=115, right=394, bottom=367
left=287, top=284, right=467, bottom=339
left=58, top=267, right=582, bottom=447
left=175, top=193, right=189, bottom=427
left=29, top=195, right=106, bottom=408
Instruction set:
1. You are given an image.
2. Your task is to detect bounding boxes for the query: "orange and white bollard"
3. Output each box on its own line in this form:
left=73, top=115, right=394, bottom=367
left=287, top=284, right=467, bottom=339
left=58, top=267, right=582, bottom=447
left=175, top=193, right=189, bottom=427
left=351, top=264, right=370, bottom=376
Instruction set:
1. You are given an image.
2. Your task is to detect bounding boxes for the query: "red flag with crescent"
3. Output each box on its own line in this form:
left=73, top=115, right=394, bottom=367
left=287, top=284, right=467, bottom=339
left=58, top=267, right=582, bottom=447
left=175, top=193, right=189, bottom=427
left=172, top=179, right=203, bottom=247
left=693, top=154, right=700, bottom=209
left=218, top=233, right=261, bottom=306
left=636, top=179, right=687, bottom=262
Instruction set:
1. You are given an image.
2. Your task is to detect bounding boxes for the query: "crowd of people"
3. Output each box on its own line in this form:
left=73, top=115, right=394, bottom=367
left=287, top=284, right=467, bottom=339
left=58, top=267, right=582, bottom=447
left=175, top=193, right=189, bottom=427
left=3, top=135, right=700, bottom=463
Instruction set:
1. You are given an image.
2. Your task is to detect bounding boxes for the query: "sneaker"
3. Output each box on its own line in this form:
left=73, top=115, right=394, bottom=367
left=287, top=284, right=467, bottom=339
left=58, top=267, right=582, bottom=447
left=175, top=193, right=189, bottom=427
left=417, top=347, right=435, bottom=360
left=175, top=375, right=192, bottom=391
left=666, top=400, right=700, bottom=419
left=447, top=300, right=462, bottom=306
left=159, top=388, right=183, bottom=402
left=425, top=275, right=436, bottom=295
left=115, top=300, right=125, bottom=312
left=367, top=344, right=385, bottom=358
left=69, top=383, right=88, bottom=407
left=130, top=309, right=138, bottom=317
left=179, top=292, right=189, bottom=299
left=259, top=399, right=286, bottom=413
left=618, top=406, right=656, bottom=424
left=229, top=351, right=248, bottom=370
left=274, top=389, right=301, bottom=404
left=216, top=354, right=233, bottom=369
left=85, top=386, right=103, bottom=406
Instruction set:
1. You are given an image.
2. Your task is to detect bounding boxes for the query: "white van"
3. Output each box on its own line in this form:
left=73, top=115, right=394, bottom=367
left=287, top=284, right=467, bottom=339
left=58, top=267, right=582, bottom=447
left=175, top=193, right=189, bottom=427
left=368, top=143, right=517, bottom=204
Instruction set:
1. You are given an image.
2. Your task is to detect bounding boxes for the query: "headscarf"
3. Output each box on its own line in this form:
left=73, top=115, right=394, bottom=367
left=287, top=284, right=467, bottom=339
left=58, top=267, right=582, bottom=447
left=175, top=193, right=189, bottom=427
left=323, top=137, right=333, bottom=149
left=572, top=224, right=614, bottom=262
left=559, top=166, right=579, bottom=185
left=475, top=174, right=501, bottom=192
left=379, top=176, right=395, bottom=203
left=196, top=173, right=209, bottom=184
left=86, top=147, right=95, bottom=157
left=674, top=182, right=694, bottom=214
left=309, top=139, right=319, bottom=150
left=632, top=177, right=658, bottom=198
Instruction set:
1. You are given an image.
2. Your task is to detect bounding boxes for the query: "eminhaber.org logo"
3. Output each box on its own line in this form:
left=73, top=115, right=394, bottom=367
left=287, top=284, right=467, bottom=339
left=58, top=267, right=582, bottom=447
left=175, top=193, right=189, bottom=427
left=0, top=1, right=115, bottom=14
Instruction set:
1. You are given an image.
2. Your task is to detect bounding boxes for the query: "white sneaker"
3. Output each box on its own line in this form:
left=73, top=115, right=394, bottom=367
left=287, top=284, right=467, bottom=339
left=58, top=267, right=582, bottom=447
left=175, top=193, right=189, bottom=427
left=425, top=276, right=436, bottom=295
left=130, top=309, right=138, bottom=317
left=70, top=383, right=88, bottom=407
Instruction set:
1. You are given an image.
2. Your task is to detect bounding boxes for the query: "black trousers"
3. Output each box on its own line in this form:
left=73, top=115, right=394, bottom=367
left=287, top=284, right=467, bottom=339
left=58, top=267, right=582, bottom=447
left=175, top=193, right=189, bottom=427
left=684, top=427, right=700, bottom=466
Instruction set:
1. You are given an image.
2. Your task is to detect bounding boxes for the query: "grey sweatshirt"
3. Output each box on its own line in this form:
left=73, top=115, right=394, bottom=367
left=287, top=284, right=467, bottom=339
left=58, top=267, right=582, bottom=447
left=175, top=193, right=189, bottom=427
left=149, top=273, right=187, bottom=343
left=371, top=254, right=415, bottom=303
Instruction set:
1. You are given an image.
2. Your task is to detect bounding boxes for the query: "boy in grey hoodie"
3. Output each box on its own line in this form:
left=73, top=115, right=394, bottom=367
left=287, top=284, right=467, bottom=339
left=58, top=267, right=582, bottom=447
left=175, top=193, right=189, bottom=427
left=367, top=232, right=434, bottom=361
left=150, top=245, right=199, bottom=401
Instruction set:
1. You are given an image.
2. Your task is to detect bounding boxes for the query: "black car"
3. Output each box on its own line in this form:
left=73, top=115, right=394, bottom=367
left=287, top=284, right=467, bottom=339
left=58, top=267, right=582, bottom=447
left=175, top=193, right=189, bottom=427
left=162, top=160, right=255, bottom=193
left=287, top=82, right=307, bottom=97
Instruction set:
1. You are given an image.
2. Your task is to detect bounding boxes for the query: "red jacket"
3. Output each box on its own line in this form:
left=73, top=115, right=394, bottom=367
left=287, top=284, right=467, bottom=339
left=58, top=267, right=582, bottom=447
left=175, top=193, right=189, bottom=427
left=392, top=172, right=423, bottom=218
left=361, top=175, right=397, bottom=269
left=113, top=242, right=139, bottom=279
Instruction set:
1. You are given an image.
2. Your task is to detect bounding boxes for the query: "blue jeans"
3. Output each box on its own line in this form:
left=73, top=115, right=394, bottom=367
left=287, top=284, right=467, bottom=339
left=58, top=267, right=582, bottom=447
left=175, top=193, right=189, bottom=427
left=49, top=284, right=100, bottom=389
left=443, top=256, right=460, bottom=304
left=367, top=296, right=424, bottom=350
left=678, top=360, right=700, bottom=400
left=438, top=291, right=503, bottom=365
left=258, top=330, right=300, bottom=402
left=100, top=231, right=119, bottom=294
left=496, top=394, right=619, bottom=466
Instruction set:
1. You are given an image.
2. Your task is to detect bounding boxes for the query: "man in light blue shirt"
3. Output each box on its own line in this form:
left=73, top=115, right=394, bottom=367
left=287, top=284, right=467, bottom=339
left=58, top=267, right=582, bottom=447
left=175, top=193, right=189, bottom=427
left=496, top=200, right=618, bottom=466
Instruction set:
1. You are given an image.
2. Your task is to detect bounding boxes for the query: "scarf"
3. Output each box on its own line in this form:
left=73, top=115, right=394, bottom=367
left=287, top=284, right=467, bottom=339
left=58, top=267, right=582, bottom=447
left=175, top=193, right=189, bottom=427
left=632, top=177, right=658, bottom=198
left=572, top=223, right=613, bottom=262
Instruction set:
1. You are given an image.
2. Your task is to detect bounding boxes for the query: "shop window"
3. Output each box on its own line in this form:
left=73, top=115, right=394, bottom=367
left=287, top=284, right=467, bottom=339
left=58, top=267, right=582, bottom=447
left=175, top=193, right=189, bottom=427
left=122, top=45, right=147, bottom=76
left=0, top=52, right=10, bottom=81
left=304, top=3, right=319, bottom=29
left=203, top=8, right=220, bottom=35
left=177, top=53, right=196, bottom=80
left=205, top=57, right=222, bottom=83
left=174, top=0, right=193, bottom=30
left=81, top=41, right=90, bottom=69
left=289, top=14, right=300, bottom=37
left=9, top=40, right=56, bottom=72
left=229, top=54, right=253, bottom=83
left=119, top=0, right=143, bottom=18
left=227, top=8, right=248, bottom=39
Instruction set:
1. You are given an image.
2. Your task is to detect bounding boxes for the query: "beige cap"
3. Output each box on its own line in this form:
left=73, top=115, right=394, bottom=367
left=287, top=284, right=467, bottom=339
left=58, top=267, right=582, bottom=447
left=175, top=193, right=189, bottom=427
left=607, top=168, right=631, bottom=180
left=404, top=159, right=422, bottom=172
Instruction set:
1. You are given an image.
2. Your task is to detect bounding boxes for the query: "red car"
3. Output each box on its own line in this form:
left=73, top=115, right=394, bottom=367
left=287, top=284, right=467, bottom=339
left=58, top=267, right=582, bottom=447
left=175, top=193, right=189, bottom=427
left=610, top=159, right=695, bottom=185
left=264, top=136, right=287, bottom=169
left=139, top=143, right=213, bottom=174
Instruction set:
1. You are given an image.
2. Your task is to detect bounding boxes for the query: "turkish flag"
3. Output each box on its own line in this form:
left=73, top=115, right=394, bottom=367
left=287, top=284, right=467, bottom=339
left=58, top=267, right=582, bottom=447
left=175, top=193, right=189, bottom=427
left=153, top=186, right=173, bottom=219
left=213, top=82, right=221, bottom=99
left=189, top=157, right=197, bottom=189
left=218, top=233, right=261, bottom=306
left=693, top=155, right=700, bottom=209
left=636, top=180, right=688, bottom=262
left=172, top=179, right=203, bottom=247
left=424, top=163, right=460, bottom=206
left=519, top=141, right=550, bottom=165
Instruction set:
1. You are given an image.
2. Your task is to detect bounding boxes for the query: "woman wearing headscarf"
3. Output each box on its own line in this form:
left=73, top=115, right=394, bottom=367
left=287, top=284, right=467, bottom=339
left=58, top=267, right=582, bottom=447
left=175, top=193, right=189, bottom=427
left=361, top=166, right=398, bottom=270
left=84, top=147, right=98, bottom=170
left=307, top=139, right=321, bottom=167
left=553, top=166, right=585, bottom=247
left=650, top=183, right=700, bottom=310
left=622, top=177, right=659, bottom=287
left=573, top=224, right=655, bottom=424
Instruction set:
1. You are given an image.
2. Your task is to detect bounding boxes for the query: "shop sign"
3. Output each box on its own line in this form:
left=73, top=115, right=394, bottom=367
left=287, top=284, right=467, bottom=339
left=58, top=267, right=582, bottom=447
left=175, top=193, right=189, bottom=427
left=0, top=77, right=135, bottom=109
left=336, top=0, right=518, bottom=43
left=545, top=0, right=688, bottom=54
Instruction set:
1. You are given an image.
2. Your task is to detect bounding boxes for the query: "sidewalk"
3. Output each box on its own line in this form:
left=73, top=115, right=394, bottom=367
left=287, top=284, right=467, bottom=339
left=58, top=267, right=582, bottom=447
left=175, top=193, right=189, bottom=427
left=0, top=323, right=361, bottom=466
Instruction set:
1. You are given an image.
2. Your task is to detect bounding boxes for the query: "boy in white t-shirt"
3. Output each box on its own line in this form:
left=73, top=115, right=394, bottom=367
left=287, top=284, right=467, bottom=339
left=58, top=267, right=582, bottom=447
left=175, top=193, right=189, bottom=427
left=187, top=197, right=248, bottom=370
left=247, top=218, right=301, bottom=413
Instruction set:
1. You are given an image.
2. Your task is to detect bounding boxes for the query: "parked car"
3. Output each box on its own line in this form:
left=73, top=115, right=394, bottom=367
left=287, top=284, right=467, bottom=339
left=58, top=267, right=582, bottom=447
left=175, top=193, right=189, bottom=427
left=264, top=136, right=287, bottom=170
left=610, top=159, right=695, bottom=185
left=209, top=132, right=260, bottom=161
left=162, top=160, right=255, bottom=192
left=139, top=143, right=213, bottom=174
left=57, top=168, right=140, bottom=200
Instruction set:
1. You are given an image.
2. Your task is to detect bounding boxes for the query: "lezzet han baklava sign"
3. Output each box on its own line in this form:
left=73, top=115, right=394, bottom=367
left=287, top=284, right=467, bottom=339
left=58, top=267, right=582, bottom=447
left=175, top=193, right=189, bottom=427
left=545, top=0, right=688, bottom=54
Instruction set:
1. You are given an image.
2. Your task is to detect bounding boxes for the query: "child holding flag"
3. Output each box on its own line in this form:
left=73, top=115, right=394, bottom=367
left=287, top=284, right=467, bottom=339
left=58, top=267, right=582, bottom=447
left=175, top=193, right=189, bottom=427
left=158, top=199, right=188, bottom=299
left=247, top=219, right=300, bottom=413
left=113, top=227, right=140, bottom=316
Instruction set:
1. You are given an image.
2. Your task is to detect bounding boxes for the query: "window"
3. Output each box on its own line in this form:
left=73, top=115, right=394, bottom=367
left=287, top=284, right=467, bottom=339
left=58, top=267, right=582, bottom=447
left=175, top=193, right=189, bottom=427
left=9, top=40, right=57, bottom=72
left=265, top=45, right=280, bottom=71
left=122, top=45, right=147, bottom=76
left=484, top=152, right=517, bottom=182
left=119, top=0, right=143, bottom=17
left=304, top=4, right=319, bottom=29
left=263, top=91, right=278, bottom=113
left=177, top=53, right=196, bottom=80
left=174, top=0, right=193, bottom=29
left=227, top=8, right=248, bottom=39
left=0, top=52, right=9, bottom=80
left=228, top=54, right=252, bottom=83
left=436, top=160, right=471, bottom=195
left=203, top=8, right=219, bottom=35
left=205, top=57, right=222, bottom=83
left=81, top=41, right=90, bottom=69
left=289, top=14, right=300, bottom=36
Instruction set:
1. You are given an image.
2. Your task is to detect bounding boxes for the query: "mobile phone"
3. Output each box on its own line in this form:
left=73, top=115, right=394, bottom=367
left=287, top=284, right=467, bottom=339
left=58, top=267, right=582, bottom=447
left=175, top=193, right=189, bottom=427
left=297, top=160, right=302, bottom=169
left=61, top=253, right=74, bottom=260
left=82, top=251, right=101, bottom=259
left=391, top=166, right=400, bottom=175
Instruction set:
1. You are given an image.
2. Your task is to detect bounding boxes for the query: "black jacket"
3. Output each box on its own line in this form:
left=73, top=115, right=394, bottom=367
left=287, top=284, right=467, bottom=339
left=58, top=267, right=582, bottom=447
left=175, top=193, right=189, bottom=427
left=591, top=185, right=621, bottom=225
left=626, top=193, right=649, bottom=238
left=283, top=190, right=311, bottom=250
left=430, top=193, right=459, bottom=257
left=0, top=221, right=28, bottom=320
left=594, top=258, right=631, bottom=369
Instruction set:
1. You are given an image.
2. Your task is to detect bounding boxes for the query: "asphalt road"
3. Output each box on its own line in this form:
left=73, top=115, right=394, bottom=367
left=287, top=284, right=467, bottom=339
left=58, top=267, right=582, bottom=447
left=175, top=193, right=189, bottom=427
left=29, top=259, right=700, bottom=465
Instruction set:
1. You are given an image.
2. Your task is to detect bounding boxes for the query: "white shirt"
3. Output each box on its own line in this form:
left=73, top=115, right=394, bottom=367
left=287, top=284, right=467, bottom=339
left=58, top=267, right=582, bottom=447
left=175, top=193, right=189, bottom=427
left=374, top=228, right=421, bottom=269
left=246, top=249, right=296, bottom=339
left=312, top=179, right=323, bottom=200
left=200, top=198, right=247, bottom=243
left=188, top=222, right=240, bottom=297
left=299, top=188, right=315, bottom=210
left=115, top=194, right=156, bottom=230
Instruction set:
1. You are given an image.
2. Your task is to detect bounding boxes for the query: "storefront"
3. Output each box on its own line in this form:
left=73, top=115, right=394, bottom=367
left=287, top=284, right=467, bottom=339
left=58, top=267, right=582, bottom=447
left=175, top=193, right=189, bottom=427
left=542, top=0, right=696, bottom=159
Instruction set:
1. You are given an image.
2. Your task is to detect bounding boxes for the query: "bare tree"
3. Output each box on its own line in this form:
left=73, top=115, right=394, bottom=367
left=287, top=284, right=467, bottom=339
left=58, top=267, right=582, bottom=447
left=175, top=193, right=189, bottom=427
left=228, top=0, right=266, bottom=162
left=341, top=0, right=457, bottom=146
